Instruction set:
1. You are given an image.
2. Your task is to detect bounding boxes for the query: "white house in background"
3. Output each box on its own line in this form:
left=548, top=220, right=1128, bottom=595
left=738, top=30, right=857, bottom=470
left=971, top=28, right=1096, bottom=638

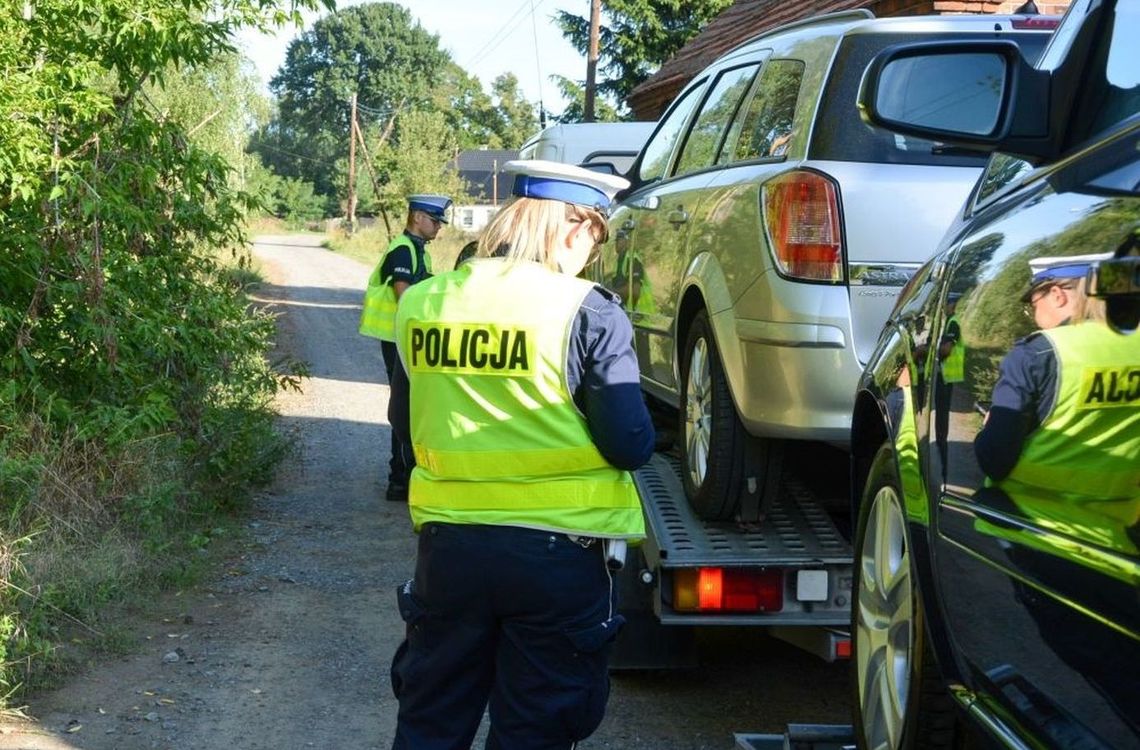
left=451, top=148, right=518, bottom=233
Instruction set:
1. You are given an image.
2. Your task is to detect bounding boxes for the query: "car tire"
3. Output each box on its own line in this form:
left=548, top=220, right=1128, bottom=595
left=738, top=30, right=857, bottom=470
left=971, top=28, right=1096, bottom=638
left=678, top=310, right=753, bottom=521
left=852, top=443, right=957, bottom=750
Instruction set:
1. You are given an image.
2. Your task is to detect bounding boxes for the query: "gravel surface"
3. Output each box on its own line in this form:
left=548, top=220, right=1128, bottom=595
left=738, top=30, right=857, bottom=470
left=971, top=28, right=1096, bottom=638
left=0, top=234, right=851, bottom=750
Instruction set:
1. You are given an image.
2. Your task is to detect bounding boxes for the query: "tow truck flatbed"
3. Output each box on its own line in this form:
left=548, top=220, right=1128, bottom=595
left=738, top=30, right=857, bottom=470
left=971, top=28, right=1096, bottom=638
left=624, top=453, right=853, bottom=634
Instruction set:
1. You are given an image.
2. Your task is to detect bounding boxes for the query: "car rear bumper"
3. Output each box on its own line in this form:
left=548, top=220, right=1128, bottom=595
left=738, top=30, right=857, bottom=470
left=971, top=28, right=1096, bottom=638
left=728, top=316, right=861, bottom=445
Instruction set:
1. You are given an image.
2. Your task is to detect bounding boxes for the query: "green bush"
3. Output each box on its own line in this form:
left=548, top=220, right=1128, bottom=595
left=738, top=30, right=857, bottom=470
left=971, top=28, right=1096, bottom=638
left=0, top=0, right=330, bottom=702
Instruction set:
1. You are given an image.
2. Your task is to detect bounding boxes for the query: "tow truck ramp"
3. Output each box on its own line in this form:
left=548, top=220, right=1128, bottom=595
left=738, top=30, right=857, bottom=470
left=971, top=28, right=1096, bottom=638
left=735, top=724, right=854, bottom=750
left=633, top=454, right=853, bottom=628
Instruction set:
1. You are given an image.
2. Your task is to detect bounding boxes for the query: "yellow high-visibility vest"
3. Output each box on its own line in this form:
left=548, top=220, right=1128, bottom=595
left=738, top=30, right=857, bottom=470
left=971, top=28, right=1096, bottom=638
left=359, top=234, right=431, bottom=341
left=997, top=322, right=1140, bottom=554
left=942, top=314, right=965, bottom=383
left=395, top=258, right=645, bottom=539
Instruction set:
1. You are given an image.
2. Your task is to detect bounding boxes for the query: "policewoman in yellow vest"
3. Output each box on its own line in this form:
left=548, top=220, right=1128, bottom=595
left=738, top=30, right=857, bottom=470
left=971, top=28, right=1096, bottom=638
left=388, top=161, right=654, bottom=750
left=972, top=255, right=1140, bottom=729
left=975, top=254, right=1140, bottom=555
left=359, top=194, right=451, bottom=503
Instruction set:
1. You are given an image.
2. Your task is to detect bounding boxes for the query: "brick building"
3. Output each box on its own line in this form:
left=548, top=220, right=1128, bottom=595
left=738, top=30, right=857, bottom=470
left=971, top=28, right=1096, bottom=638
left=627, top=0, right=1071, bottom=119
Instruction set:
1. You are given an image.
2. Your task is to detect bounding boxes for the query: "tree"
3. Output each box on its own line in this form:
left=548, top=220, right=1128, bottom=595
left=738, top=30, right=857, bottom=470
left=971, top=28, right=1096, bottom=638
left=366, top=110, right=468, bottom=238
left=487, top=74, right=540, bottom=148
left=549, top=75, right=622, bottom=124
left=554, top=0, right=733, bottom=114
left=145, top=52, right=268, bottom=189
left=261, top=2, right=450, bottom=199
left=432, top=70, right=539, bottom=150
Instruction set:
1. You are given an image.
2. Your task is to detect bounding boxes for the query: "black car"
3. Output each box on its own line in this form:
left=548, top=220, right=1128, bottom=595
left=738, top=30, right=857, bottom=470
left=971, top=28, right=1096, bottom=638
left=848, top=1, right=1139, bottom=748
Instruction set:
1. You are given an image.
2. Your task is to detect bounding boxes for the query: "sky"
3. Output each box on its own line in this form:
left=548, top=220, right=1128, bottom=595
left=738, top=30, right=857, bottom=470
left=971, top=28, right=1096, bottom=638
left=235, top=0, right=587, bottom=116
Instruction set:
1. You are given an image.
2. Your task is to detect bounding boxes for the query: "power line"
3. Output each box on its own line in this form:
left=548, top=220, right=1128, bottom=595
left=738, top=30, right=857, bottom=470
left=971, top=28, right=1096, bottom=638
left=253, top=141, right=334, bottom=166
left=462, top=0, right=534, bottom=70
left=531, top=0, right=545, bottom=119
left=464, top=0, right=550, bottom=75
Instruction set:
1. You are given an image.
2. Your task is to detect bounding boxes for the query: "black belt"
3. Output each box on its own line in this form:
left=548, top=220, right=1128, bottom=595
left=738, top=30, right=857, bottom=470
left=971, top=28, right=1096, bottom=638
left=566, top=534, right=597, bottom=548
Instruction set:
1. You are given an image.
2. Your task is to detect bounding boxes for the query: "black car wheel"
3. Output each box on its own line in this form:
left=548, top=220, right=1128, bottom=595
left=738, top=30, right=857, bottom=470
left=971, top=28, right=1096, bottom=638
left=853, top=444, right=956, bottom=750
left=679, top=310, right=756, bottom=520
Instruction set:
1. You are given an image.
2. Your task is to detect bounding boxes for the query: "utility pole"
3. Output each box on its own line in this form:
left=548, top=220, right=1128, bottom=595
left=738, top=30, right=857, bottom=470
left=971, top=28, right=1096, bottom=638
left=584, top=0, right=601, bottom=122
left=347, top=91, right=358, bottom=234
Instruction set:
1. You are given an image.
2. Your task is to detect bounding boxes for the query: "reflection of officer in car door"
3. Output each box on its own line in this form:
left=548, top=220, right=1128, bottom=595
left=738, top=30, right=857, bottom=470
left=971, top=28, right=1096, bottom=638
left=388, top=160, right=655, bottom=749
left=974, top=254, right=1140, bottom=732
left=358, top=194, right=451, bottom=503
left=934, top=292, right=964, bottom=472
left=612, top=249, right=657, bottom=314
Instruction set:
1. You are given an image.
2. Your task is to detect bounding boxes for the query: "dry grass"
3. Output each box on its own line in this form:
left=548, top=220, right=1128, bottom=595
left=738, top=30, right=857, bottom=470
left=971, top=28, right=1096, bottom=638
left=0, top=419, right=203, bottom=696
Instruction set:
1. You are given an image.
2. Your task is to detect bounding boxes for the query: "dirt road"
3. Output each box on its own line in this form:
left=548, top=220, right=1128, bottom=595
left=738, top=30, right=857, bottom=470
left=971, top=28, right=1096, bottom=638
left=0, top=235, right=850, bottom=750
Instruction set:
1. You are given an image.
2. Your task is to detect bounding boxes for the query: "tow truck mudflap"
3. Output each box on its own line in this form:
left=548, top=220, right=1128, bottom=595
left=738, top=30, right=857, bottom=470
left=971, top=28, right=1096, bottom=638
left=735, top=723, right=854, bottom=750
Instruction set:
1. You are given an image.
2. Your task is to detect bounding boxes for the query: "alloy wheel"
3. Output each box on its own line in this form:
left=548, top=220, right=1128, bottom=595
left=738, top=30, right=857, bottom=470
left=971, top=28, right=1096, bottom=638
left=856, top=485, right=914, bottom=750
left=684, top=336, right=712, bottom=490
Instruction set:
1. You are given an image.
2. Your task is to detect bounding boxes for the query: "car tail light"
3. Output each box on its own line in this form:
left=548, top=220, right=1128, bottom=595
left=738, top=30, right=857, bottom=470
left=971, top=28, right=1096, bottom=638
left=762, top=170, right=843, bottom=282
left=1011, top=17, right=1060, bottom=30
left=673, top=568, right=783, bottom=612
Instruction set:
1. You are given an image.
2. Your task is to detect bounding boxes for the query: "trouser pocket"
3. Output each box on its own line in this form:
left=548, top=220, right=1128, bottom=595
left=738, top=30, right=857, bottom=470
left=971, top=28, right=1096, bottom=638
left=390, top=579, right=426, bottom=700
left=560, top=614, right=626, bottom=740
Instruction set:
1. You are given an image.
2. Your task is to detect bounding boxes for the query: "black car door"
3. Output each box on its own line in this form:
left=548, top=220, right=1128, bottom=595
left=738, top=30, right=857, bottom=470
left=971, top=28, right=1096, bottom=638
left=930, top=2, right=1140, bottom=738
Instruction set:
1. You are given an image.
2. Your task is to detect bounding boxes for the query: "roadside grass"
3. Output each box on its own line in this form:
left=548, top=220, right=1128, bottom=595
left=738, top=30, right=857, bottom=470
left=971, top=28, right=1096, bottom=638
left=0, top=244, right=289, bottom=703
left=0, top=416, right=262, bottom=696
left=324, top=223, right=477, bottom=272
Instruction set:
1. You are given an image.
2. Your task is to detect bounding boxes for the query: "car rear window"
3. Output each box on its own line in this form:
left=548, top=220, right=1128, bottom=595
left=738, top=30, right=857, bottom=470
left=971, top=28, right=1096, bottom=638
left=809, top=31, right=1052, bottom=166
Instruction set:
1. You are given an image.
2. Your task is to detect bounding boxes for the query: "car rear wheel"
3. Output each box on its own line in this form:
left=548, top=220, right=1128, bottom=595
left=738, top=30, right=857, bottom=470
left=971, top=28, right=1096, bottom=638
left=679, top=310, right=767, bottom=521
left=853, top=444, right=956, bottom=750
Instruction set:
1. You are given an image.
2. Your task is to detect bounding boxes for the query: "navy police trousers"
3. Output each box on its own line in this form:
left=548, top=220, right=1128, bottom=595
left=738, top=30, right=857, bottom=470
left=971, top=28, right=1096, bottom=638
left=390, top=522, right=624, bottom=750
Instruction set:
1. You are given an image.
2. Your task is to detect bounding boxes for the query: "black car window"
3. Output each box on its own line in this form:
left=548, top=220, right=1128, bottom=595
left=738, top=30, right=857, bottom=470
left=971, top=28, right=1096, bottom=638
left=725, top=59, right=805, bottom=163
left=811, top=31, right=1051, bottom=166
left=1071, top=1, right=1140, bottom=142
left=674, top=64, right=760, bottom=176
left=638, top=82, right=707, bottom=183
left=974, top=153, right=1037, bottom=208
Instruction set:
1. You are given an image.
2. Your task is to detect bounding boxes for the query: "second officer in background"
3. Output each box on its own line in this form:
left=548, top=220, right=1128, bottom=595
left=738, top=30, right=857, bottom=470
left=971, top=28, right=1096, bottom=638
left=359, top=194, right=451, bottom=503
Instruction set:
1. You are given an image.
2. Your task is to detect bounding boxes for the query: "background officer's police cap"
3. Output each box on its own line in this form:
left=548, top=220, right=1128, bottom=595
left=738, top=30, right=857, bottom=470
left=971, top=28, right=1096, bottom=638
left=1021, top=252, right=1113, bottom=302
left=504, top=160, right=630, bottom=211
left=408, top=195, right=452, bottom=224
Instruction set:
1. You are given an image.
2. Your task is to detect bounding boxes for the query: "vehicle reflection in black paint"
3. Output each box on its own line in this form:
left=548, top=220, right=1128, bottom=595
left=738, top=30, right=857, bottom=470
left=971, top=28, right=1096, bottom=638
left=850, top=1, right=1140, bottom=747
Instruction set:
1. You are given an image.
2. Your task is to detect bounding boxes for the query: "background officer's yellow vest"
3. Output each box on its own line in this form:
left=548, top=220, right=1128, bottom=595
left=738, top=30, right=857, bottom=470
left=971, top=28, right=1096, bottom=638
left=359, top=235, right=430, bottom=341
left=998, top=322, right=1140, bottom=554
left=395, top=259, right=645, bottom=539
left=942, top=314, right=965, bottom=383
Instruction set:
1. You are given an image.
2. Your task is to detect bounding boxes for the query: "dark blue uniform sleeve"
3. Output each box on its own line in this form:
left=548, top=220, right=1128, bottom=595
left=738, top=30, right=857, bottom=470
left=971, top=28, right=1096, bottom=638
left=567, top=287, right=656, bottom=470
left=974, top=334, right=1058, bottom=481
left=381, top=245, right=416, bottom=286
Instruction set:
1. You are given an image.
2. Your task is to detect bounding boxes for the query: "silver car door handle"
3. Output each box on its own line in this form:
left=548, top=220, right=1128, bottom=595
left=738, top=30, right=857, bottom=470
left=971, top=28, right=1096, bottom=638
left=667, top=208, right=689, bottom=226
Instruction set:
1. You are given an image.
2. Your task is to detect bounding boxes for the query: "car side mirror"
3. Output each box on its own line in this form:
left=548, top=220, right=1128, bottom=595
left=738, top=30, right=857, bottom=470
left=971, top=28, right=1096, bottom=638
left=858, top=40, right=1053, bottom=161
left=580, top=161, right=619, bottom=176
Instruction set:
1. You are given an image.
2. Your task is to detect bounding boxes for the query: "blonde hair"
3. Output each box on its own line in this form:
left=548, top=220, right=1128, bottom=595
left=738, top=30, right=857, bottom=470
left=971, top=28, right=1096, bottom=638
left=478, top=197, right=609, bottom=270
left=1069, top=278, right=1107, bottom=324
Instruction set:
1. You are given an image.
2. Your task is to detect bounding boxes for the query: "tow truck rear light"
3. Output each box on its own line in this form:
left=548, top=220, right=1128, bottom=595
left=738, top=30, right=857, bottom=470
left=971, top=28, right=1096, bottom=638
left=761, top=170, right=843, bottom=283
left=673, top=568, right=783, bottom=612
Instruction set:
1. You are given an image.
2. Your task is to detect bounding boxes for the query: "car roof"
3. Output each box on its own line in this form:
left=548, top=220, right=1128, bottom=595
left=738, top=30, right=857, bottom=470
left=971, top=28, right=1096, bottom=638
left=726, top=10, right=1057, bottom=59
